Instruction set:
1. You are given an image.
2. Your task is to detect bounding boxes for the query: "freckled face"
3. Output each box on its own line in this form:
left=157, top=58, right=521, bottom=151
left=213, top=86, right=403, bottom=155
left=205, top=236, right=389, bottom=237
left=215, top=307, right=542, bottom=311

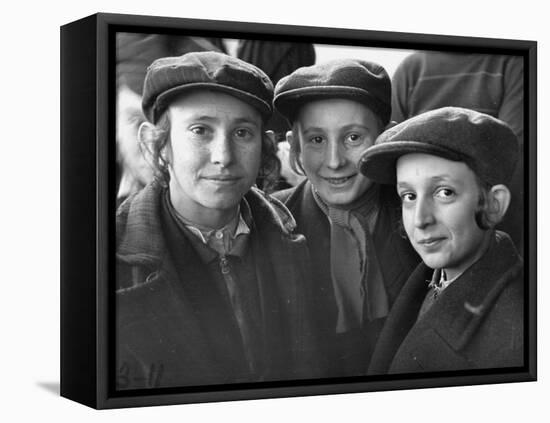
left=166, top=90, right=263, bottom=226
left=397, top=153, right=489, bottom=280
left=295, top=99, right=382, bottom=206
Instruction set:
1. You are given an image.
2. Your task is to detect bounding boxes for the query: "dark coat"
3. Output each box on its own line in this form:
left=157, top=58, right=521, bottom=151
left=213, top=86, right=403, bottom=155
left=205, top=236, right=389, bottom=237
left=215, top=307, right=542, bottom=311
left=368, top=232, right=524, bottom=375
left=274, top=180, right=419, bottom=377
left=116, top=182, right=317, bottom=390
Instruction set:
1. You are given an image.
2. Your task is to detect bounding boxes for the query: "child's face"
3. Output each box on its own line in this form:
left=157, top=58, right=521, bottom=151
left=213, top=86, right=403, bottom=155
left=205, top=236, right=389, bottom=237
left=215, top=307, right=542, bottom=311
left=396, top=153, right=489, bottom=280
left=166, top=90, right=263, bottom=226
left=295, top=99, right=381, bottom=206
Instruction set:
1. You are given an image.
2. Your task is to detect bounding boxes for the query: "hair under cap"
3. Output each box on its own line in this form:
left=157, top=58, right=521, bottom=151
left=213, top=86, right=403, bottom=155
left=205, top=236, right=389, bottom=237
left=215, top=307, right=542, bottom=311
left=359, top=106, right=519, bottom=186
left=142, top=51, right=274, bottom=123
left=273, top=58, right=391, bottom=125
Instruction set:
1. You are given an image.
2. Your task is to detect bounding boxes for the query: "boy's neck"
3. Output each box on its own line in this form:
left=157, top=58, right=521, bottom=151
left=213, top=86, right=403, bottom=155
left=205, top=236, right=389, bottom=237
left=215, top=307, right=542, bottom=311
left=168, top=191, right=239, bottom=230
left=444, top=230, right=493, bottom=281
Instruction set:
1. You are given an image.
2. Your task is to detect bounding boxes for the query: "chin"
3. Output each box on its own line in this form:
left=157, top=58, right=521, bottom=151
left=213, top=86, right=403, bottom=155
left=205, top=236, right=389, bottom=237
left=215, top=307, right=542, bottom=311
left=206, top=198, right=242, bottom=211
left=318, top=189, right=357, bottom=206
left=321, top=194, right=351, bottom=206
left=417, top=253, right=451, bottom=271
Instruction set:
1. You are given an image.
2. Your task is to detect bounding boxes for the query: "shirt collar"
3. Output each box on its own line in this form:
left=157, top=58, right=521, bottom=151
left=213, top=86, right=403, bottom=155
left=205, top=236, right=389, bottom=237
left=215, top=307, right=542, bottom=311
left=183, top=211, right=250, bottom=245
left=164, top=190, right=251, bottom=260
left=428, top=268, right=461, bottom=294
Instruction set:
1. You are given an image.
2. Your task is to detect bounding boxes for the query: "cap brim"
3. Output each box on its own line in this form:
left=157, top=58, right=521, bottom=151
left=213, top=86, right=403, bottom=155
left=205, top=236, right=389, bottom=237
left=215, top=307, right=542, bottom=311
left=359, top=141, right=464, bottom=184
left=273, top=86, right=389, bottom=125
left=151, top=82, right=272, bottom=123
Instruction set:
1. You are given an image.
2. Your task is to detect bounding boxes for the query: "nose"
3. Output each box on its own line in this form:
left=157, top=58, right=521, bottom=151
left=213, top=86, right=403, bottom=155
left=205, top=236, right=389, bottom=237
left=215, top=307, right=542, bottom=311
left=414, top=196, right=436, bottom=229
left=325, top=139, right=346, bottom=169
left=210, top=132, right=233, bottom=167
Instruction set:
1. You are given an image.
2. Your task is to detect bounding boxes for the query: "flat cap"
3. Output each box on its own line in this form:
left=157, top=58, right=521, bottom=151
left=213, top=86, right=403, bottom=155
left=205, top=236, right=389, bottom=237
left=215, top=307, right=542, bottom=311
left=273, top=59, right=391, bottom=125
left=142, top=51, right=274, bottom=123
left=359, top=107, right=519, bottom=186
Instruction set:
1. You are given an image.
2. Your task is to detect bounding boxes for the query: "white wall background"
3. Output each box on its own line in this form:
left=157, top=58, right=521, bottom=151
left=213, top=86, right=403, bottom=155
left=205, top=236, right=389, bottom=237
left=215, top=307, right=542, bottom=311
left=315, top=44, right=413, bottom=77
left=2, top=0, right=546, bottom=421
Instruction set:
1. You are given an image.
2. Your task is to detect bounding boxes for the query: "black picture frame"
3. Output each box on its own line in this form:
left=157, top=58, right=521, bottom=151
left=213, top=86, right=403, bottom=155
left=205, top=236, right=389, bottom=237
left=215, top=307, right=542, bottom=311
left=60, top=12, right=537, bottom=409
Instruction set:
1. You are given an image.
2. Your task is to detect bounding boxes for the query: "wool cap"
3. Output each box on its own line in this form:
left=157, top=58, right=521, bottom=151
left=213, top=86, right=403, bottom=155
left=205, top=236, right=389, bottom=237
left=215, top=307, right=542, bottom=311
left=273, top=59, right=391, bottom=125
left=359, top=107, right=519, bottom=186
left=142, top=51, right=274, bottom=123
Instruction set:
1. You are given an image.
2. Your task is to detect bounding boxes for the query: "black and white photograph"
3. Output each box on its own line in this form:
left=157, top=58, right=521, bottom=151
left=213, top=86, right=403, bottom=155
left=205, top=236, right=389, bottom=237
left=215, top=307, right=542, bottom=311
left=5, top=0, right=548, bottom=421
left=59, top=12, right=536, bottom=408
left=114, top=32, right=529, bottom=391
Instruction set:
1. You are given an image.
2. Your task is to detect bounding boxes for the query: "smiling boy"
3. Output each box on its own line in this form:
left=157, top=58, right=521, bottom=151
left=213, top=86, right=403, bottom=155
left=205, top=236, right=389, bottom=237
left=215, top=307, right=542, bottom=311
left=273, top=60, right=419, bottom=376
left=360, top=107, right=524, bottom=373
left=115, top=52, right=316, bottom=389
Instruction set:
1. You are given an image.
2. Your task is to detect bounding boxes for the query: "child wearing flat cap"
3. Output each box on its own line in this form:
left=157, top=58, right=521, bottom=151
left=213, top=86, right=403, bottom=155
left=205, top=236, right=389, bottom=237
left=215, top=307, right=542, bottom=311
left=115, top=51, right=318, bottom=389
left=273, top=59, right=419, bottom=377
left=361, top=106, right=524, bottom=374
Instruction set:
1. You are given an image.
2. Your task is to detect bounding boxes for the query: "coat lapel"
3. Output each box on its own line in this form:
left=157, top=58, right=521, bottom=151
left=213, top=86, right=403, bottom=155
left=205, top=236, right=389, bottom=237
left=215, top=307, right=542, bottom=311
left=285, top=181, right=334, bottom=319
left=388, top=233, right=523, bottom=373
left=372, top=186, right=420, bottom=302
left=367, top=263, right=432, bottom=374
left=246, top=189, right=302, bottom=380
left=159, top=197, right=251, bottom=377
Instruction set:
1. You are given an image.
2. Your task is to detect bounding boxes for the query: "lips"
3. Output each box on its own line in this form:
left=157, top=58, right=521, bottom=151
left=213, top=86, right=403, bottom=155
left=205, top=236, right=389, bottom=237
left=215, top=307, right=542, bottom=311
left=203, top=175, right=241, bottom=183
left=323, top=174, right=356, bottom=186
left=417, top=237, right=446, bottom=248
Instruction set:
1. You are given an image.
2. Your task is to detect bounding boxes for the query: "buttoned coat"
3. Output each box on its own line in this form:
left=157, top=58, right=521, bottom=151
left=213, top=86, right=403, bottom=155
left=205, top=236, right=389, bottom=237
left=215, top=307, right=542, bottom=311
left=116, top=182, right=317, bottom=390
left=274, top=180, right=419, bottom=377
left=368, top=232, right=524, bottom=375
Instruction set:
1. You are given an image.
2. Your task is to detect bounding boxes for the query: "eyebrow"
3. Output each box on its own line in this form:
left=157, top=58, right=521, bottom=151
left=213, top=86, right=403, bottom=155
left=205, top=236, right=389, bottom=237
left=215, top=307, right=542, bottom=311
left=396, top=181, right=413, bottom=191
left=187, top=115, right=260, bottom=127
left=397, top=175, right=461, bottom=188
left=232, top=117, right=261, bottom=127
left=340, top=123, right=372, bottom=132
left=429, top=175, right=462, bottom=184
left=301, top=123, right=372, bottom=133
left=300, top=126, right=324, bottom=133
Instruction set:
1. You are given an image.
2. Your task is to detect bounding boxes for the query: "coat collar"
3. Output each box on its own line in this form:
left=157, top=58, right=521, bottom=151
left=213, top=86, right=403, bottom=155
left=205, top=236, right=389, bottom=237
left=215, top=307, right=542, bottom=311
left=116, top=181, right=298, bottom=267
left=403, top=232, right=523, bottom=352
left=280, top=180, right=416, bottom=302
left=283, top=180, right=328, bottom=230
left=116, top=181, right=167, bottom=266
left=282, top=180, right=402, bottom=233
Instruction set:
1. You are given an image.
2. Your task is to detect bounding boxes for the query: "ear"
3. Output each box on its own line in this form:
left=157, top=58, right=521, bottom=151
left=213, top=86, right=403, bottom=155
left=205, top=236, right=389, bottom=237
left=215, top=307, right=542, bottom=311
left=486, top=184, right=511, bottom=225
left=137, top=121, right=156, bottom=144
left=286, top=129, right=302, bottom=161
left=264, top=129, right=277, bottom=147
left=137, top=121, right=156, bottom=160
left=138, top=121, right=171, bottom=165
left=285, top=129, right=293, bottom=144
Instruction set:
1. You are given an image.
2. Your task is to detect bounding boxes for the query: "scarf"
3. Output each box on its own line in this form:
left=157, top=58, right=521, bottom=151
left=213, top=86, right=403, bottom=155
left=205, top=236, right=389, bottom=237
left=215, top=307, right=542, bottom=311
left=312, top=186, right=389, bottom=333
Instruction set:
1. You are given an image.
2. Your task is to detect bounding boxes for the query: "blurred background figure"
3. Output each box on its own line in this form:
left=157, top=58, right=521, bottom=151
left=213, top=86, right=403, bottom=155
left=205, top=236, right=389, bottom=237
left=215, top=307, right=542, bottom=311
left=390, top=51, right=524, bottom=253
left=116, top=84, right=154, bottom=207
left=237, top=40, right=316, bottom=142
left=276, top=140, right=306, bottom=187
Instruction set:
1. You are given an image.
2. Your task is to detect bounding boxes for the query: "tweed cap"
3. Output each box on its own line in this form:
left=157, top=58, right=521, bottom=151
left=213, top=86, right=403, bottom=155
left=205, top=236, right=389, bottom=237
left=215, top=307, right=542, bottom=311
left=359, top=107, right=519, bottom=186
left=142, top=51, right=274, bottom=123
left=273, top=59, right=391, bottom=125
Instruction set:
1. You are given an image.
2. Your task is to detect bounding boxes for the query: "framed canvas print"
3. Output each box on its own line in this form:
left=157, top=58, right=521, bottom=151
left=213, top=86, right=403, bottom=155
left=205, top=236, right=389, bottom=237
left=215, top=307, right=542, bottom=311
left=60, top=12, right=537, bottom=409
